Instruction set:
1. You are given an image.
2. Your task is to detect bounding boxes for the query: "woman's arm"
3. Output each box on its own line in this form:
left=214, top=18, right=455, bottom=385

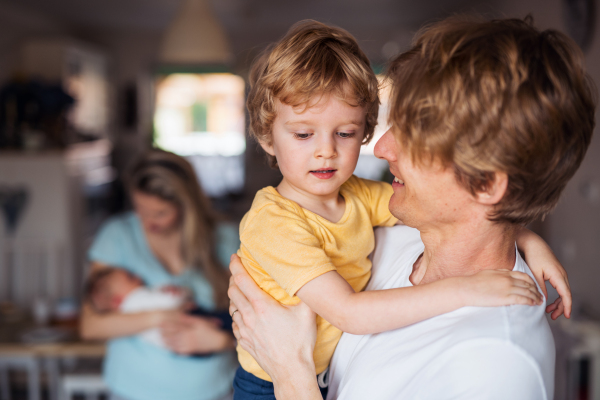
left=516, top=228, right=572, bottom=319
left=79, top=262, right=181, bottom=340
left=160, top=314, right=236, bottom=355
left=296, top=268, right=542, bottom=335
left=228, top=256, right=321, bottom=400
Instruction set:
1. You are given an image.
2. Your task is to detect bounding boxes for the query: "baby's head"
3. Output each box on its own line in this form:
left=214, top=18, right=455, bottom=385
left=85, top=268, right=143, bottom=313
left=247, top=20, right=379, bottom=170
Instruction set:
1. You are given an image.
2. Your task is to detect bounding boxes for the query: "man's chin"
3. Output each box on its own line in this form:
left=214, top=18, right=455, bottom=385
left=388, top=199, right=404, bottom=220
left=388, top=205, right=417, bottom=228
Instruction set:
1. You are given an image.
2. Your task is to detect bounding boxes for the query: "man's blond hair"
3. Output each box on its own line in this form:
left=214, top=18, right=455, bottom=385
left=387, top=16, right=596, bottom=225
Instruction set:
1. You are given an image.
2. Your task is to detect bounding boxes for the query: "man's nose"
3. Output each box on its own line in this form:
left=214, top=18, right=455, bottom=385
left=315, top=135, right=337, bottom=159
left=374, top=129, right=397, bottom=162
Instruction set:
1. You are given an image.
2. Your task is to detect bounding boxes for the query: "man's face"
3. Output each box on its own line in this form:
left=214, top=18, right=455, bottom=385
left=374, top=127, right=477, bottom=230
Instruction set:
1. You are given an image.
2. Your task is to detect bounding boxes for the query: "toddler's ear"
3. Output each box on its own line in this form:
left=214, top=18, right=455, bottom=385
left=259, top=139, right=275, bottom=156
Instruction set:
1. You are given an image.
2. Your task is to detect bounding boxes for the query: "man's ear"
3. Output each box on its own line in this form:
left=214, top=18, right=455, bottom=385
left=259, top=139, right=275, bottom=157
left=475, top=171, right=508, bottom=205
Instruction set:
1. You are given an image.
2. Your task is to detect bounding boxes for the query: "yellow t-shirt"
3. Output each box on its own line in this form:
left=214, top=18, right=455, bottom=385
left=236, top=175, right=397, bottom=381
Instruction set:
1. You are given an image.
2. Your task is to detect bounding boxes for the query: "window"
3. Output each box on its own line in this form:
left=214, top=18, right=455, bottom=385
left=154, top=73, right=246, bottom=197
left=354, top=76, right=391, bottom=181
left=154, top=73, right=245, bottom=156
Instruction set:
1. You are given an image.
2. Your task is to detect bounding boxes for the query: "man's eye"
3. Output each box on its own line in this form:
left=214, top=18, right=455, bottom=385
left=337, top=132, right=355, bottom=138
left=293, top=133, right=312, bottom=139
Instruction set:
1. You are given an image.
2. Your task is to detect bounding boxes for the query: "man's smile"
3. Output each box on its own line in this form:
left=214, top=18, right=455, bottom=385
left=392, top=174, right=405, bottom=188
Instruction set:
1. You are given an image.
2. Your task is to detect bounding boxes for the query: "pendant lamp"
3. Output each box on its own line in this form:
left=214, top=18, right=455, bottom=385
left=159, top=0, right=232, bottom=65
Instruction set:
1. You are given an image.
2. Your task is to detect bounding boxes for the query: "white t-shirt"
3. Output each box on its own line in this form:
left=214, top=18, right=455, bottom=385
left=327, top=225, right=555, bottom=400
left=120, top=287, right=185, bottom=348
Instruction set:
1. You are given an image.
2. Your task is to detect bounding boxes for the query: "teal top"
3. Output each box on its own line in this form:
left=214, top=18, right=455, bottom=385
left=88, top=212, right=238, bottom=400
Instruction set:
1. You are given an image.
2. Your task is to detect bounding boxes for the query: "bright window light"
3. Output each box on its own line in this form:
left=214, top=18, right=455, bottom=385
left=354, top=76, right=391, bottom=181
left=361, top=76, right=391, bottom=155
left=154, top=73, right=246, bottom=157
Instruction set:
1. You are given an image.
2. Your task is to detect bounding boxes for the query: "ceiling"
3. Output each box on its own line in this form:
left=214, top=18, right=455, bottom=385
left=2, top=0, right=503, bottom=63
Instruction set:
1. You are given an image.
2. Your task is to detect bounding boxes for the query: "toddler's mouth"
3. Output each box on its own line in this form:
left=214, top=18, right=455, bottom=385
left=310, top=169, right=337, bottom=179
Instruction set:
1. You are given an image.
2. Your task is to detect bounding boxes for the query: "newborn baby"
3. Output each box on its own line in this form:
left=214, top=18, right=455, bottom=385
left=85, top=267, right=187, bottom=348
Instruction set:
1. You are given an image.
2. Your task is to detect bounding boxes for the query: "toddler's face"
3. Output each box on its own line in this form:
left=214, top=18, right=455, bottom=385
left=263, top=95, right=366, bottom=200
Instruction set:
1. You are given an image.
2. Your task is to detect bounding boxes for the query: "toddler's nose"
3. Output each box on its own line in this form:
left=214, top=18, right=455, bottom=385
left=315, top=137, right=337, bottom=159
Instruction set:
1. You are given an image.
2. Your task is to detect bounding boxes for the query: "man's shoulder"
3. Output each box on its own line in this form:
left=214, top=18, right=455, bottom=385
left=334, top=304, right=554, bottom=400
left=419, top=338, right=551, bottom=400
left=422, top=290, right=555, bottom=398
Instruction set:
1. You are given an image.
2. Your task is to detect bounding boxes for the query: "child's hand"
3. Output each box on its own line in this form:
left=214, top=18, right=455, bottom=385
left=460, top=270, right=543, bottom=308
left=529, top=252, right=570, bottom=320
left=516, top=228, right=572, bottom=320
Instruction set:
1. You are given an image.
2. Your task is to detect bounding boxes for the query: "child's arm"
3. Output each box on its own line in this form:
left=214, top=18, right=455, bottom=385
left=296, top=268, right=542, bottom=335
left=516, top=228, right=571, bottom=319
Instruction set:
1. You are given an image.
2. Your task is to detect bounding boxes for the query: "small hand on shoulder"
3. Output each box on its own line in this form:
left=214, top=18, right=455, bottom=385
left=458, top=269, right=543, bottom=307
left=458, top=228, right=573, bottom=321
left=516, top=228, right=572, bottom=320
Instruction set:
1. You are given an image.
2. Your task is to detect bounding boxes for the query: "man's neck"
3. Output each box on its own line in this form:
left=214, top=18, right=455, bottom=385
left=410, top=219, right=517, bottom=286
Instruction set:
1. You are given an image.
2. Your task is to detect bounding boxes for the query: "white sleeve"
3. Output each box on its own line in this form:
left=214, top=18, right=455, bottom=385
left=419, top=341, right=549, bottom=400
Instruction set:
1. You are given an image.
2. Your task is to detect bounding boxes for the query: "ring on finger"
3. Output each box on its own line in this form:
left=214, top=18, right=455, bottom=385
left=231, top=309, right=239, bottom=318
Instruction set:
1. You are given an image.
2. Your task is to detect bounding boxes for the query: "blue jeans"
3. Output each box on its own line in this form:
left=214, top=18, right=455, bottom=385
left=233, top=367, right=328, bottom=400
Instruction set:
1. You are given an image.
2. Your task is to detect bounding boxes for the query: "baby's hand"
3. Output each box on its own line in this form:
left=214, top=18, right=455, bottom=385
left=460, top=270, right=543, bottom=307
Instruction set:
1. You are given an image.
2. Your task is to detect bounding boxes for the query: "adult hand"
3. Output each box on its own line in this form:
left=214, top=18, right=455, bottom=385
left=228, top=254, right=320, bottom=397
left=161, top=314, right=234, bottom=355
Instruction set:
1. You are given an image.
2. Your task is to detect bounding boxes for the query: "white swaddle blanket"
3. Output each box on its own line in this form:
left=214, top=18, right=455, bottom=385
left=119, top=287, right=185, bottom=348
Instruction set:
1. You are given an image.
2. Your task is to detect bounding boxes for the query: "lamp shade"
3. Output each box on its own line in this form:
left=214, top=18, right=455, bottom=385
left=159, top=0, right=232, bottom=65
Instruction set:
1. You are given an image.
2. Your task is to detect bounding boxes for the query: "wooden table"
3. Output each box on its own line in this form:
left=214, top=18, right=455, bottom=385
left=0, top=319, right=105, bottom=400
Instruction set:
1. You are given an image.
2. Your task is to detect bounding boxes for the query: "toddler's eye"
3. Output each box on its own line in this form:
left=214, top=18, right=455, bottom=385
left=337, top=132, right=355, bottom=138
left=293, top=133, right=312, bottom=139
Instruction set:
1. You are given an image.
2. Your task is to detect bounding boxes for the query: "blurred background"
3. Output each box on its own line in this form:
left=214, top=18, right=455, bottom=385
left=0, top=0, right=598, bottom=399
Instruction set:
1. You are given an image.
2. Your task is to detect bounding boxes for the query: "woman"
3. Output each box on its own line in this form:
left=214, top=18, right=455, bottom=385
left=80, top=150, right=238, bottom=400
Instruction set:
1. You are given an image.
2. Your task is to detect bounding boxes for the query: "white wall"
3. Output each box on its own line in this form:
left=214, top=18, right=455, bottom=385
left=0, top=153, right=79, bottom=305
left=495, top=0, right=600, bottom=317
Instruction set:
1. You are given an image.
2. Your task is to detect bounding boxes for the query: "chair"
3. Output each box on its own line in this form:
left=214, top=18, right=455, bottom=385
left=60, top=374, right=108, bottom=400
left=0, top=355, right=41, bottom=400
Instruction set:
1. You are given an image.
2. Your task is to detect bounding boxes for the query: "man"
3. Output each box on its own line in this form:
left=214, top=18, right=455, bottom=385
left=228, top=16, right=596, bottom=399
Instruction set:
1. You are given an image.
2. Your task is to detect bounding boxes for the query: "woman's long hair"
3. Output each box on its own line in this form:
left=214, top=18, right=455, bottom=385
left=127, top=150, right=229, bottom=309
